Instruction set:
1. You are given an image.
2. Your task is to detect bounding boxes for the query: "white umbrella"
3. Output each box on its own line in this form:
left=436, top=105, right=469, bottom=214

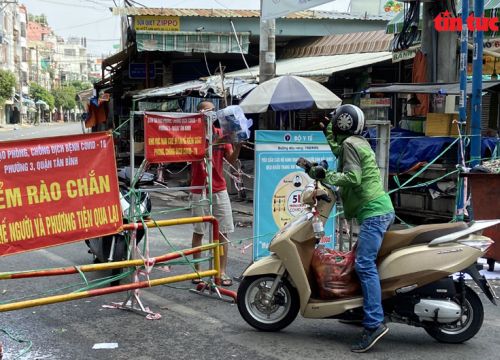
left=239, top=75, right=342, bottom=113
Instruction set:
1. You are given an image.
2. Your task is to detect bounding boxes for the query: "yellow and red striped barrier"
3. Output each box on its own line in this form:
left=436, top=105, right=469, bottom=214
left=0, top=216, right=237, bottom=312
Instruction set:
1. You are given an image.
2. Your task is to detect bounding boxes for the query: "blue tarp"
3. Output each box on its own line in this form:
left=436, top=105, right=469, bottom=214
left=366, top=128, right=498, bottom=174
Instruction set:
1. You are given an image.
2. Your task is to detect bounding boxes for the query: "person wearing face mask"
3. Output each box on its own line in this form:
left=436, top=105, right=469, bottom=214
left=306, top=104, right=395, bottom=353
left=190, top=101, right=241, bottom=287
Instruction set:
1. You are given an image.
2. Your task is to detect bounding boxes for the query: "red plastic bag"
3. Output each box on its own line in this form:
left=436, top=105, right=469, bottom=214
left=311, top=245, right=361, bottom=299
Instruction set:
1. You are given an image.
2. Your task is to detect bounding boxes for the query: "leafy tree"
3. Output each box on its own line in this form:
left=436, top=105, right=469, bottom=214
left=52, top=86, right=77, bottom=110
left=29, top=82, right=55, bottom=110
left=0, top=69, right=16, bottom=105
left=70, top=80, right=93, bottom=92
left=28, top=14, right=48, bottom=26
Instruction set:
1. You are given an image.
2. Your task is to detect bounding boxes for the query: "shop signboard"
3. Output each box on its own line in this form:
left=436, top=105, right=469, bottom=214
left=134, top=15, right=180, bottom=32
left=392, top=46, right=421, bottom=63
left=129, top=63, right=156, bottom=80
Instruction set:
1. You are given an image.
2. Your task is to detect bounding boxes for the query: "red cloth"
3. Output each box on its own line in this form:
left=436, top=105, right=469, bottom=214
left=191, top=127, right=232, bottom=194
left=85, top=100, right=108, bottom=128
left=411, top=50, right=429, bottom=116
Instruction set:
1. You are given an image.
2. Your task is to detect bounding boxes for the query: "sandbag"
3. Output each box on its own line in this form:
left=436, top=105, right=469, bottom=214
left=311, top=245, right=361, bottom=299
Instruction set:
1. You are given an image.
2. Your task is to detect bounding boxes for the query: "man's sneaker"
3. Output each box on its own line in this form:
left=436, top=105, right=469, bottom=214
left=351, top=324, right=389, bottom=353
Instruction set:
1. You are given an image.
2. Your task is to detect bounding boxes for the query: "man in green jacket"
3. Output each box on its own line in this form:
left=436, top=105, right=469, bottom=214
left=308, top=104, right=395, bottom=353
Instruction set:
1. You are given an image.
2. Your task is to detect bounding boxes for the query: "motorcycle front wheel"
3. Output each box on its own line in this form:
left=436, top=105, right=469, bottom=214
left=424, top=284, right=484, bottom=343
left=237, top=274, right=299, bottom=332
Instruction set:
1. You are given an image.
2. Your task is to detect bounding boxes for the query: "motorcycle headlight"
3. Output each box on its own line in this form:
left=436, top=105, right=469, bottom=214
left=458, top=239, right=494, bottom=252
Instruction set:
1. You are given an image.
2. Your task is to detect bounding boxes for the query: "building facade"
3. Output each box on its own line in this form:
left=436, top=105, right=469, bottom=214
left=0, top=2, right=30, bottom=124
left=53, top=36, right=88, bottom=84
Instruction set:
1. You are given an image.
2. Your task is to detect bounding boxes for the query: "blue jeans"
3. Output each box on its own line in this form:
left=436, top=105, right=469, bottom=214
left=355, top=212, right=395, bottom=329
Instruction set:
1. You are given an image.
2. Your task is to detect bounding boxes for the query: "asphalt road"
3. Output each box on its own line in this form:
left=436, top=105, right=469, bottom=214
left=1, top=123, right=500, bottom=360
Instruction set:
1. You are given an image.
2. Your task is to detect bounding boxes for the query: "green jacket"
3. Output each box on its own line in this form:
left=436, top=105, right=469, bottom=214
left=323, top=127, right=393, bottom=223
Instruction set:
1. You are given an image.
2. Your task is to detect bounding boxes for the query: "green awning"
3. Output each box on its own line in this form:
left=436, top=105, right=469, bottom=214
left=136, top=31, right=250, bottom=54
left=387, top=0, right=500, bottom=36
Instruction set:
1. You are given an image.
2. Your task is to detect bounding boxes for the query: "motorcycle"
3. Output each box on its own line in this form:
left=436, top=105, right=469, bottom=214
left=237, top=159, right=499, bottom=344
left=85, top=167, right=153, bottom=283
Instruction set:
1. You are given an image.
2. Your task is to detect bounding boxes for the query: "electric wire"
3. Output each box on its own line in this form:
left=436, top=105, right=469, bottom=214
left=30, top=0, right=108, bottom=10
left=52, top=16, right=115, bottom=31
left=230, top=20, right=254, bottom=78
left=393, top=0, right=420, bottom=52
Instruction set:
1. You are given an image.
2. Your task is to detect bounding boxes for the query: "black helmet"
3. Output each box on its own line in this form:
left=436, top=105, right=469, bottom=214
left=331, top=104, right=365, bottom=135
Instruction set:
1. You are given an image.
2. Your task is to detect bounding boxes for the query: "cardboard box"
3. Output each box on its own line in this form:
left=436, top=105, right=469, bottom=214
left=425, top=113, right=458, bottom=136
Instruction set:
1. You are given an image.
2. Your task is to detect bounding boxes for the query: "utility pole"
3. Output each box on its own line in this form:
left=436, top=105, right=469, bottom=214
left=18, top=65, right=23, bottom=124
left=421, top=1, right=458, bottom=83
left=36, top=45, right=39, bottom=83
left=421, top=2, right=435, bottom=82
left=471, top=0, right=484, bottom=167
left=437, top=0, right=458, bottom=82
left=259, top=0, right=276, bottom=84
left=259, top=0, right=276, bottom=129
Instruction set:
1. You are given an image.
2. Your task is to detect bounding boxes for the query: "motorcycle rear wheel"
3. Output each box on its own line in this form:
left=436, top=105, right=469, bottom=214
left=237, top=274, right=299, bottom=332
left=424, top=285, right=484, bottom=343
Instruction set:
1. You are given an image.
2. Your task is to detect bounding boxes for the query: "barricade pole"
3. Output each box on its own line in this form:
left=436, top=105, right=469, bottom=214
left=0, top=243, right=218, bottom=280
left=123, top=216, right=226, bottom=285
left=0, top=216, right=234, bottom=314
left=0, top=270, right=217, bottom=313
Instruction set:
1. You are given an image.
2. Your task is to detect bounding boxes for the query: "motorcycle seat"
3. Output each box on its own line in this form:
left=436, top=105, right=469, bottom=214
left=378, top=222, right=468, bottom=258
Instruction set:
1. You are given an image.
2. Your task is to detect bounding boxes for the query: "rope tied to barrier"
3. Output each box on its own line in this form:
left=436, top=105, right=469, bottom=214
left=74, top=266, right=89, bottom=286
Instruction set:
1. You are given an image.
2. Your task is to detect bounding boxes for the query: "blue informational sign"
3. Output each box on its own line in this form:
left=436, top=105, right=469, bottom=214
left=129, top=63, right=156, bottom=79
left=253, top=130, right=336, bottom=260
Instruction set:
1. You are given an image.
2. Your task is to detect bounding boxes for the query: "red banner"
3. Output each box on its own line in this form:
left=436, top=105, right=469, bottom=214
left=0, top=132, right=122, bottom=256
left=144, top=112, right=205, bottom=163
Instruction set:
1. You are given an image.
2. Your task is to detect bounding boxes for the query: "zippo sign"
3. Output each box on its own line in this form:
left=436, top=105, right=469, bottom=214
left=134, top=15, right=180, bottom=31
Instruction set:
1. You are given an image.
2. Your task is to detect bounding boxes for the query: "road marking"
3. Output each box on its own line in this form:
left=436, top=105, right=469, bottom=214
left=39, top=248, right=77, bottom=266
left=140, top=290, right=223, bottom=326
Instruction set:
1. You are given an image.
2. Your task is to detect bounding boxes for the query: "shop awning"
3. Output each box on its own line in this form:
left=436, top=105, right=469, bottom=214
left=136, top=31, right=250, bottom=54
left=130, top=80, right=205, bottom=98
left=129, top=77, right=256, bottom=100
left=15, top=94, right=35, bottom=107
left=225, top=52, right=393, bottom=81
left=387, top=1, right=500, bottom=35
left=282, top=30, right=393, bottom=58
left=365, top=81, right=500, bottom=95
left=35, top=100, right=49, bottom=110
left=102, top=46, right=133, bottom=69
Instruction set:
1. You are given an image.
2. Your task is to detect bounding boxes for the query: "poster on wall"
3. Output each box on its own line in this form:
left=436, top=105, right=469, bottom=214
left=144, top=112, right=205, bottom=163
left=253, top=130, right=336, bottom=260
left=0, top=132, right=122, bottom=256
